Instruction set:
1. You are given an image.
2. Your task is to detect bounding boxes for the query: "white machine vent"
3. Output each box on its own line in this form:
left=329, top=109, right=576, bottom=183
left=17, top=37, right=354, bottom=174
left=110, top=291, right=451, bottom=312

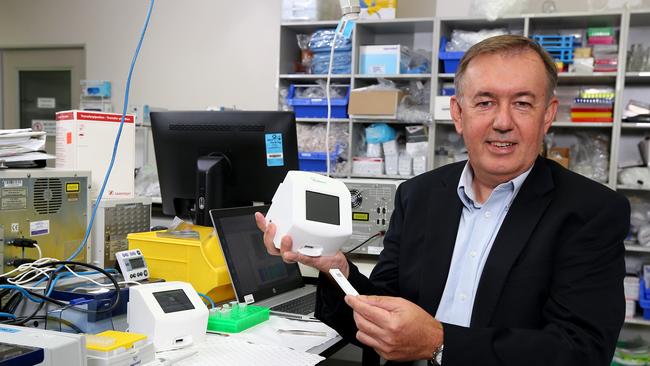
left=33, top=178, right=63, bottom=214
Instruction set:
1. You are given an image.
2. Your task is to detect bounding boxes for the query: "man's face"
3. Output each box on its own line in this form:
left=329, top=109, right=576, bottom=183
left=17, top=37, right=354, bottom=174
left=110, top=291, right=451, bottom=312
left=450, top=50, right=558, bottom=185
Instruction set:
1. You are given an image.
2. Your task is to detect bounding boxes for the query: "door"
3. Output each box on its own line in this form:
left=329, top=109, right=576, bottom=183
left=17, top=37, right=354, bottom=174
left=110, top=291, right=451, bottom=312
left=1, top=48, right=85, bottom=161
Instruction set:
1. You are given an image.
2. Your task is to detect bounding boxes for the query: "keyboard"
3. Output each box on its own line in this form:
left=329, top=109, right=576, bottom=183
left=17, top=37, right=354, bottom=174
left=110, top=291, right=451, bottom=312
left=270, top=292, right=317, bottom=315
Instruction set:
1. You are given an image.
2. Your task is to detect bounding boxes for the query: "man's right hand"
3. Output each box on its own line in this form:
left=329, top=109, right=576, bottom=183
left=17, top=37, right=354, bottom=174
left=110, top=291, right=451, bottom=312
left=254, top=212, right=350, bottom=277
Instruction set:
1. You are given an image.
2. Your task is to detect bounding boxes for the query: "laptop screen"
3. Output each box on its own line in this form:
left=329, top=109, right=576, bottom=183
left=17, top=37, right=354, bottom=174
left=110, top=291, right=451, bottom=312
left=210, top=206, right=304, bottom=304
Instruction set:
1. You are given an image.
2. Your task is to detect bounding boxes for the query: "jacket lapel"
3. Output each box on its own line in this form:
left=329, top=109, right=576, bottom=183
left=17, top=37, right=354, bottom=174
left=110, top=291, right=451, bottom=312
left=418, top=163, right=464, bottom=314
left=470, top=157, right=554, bottom=326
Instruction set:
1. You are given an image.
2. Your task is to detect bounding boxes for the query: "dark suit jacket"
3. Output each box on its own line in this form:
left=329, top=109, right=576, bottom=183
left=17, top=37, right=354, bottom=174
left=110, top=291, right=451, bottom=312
left=315, top=157, right=629, bottom=366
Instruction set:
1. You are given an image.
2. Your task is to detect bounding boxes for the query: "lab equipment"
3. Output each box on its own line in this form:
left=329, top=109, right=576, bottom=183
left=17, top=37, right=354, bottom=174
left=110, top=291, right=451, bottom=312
left=56, top=110, right=135, bottom=198
left=127, top=281, right=209, bottom=351
left=86, top=330, right=154, bottom=366
left=0, top=324, right=86, bottom=366
left=150, top=111, right=298, bottom=226
left=207, top=303, right=270, bottom=333
left=0, top=168, right=90, bottom=271
left=127, top=225, right=234, bottom=303
left=91, top=197, right=151, bottom=269
left=329, top=268, right=359, bottom=296
left=266, top=171, right=352, bottom=257
left=115, top=249, right=149, bottom=282
left=341, top=179, right=401, bottom=255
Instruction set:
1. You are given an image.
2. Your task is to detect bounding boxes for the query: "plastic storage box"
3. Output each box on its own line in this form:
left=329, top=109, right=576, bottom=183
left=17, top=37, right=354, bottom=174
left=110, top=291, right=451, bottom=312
left=207, top=303, right=270, bottom=333
left=638, top=278, right=650, bottom=319
left=127, top=225, right=234, bottom=303
left=287, top=84, right=350, bottom=118
left=438, top=37, right=464, bottom=73
left=298, top=148, right=340, bottom=172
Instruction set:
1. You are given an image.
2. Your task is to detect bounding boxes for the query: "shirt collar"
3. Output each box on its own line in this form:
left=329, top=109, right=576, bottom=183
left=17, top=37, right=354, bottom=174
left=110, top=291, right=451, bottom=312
left=457, top=162, right=533, bottom=209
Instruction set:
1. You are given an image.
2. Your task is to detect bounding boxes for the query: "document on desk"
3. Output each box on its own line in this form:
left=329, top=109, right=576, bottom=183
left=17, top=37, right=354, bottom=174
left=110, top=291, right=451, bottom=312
left=174, top=337, right=324, bottom=366
left=228, top=315, right=339, bottom=352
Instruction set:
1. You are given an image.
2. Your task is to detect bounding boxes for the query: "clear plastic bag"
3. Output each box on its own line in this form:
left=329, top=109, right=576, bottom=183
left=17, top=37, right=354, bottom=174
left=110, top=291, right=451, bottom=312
left=470, top=0, right=529, bottom=21
left=134, top=164, right=160, bottom=198
left=296, top=123, right=349, bottom=174
left=308, top=29, right=353, bottom=52
left=446, top=29, right=510, bottom=52
left=570, top=132, right=610, bottom=183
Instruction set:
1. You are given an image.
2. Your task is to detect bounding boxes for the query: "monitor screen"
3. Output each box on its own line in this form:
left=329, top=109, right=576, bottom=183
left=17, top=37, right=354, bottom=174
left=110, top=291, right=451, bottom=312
left=211, top=206, right=304, bottom=303
left=153, top=289, right=195, bottom=314
left=305, top=190, right=340, bottom=225
left=126, top=257, right=145, bottom=271
left=151, top=111, right=298, bottom=226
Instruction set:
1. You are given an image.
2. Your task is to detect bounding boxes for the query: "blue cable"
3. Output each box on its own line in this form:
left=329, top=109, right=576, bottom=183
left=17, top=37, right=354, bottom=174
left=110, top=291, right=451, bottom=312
left=67, top=0, right=155, bottom=260
left=197, top=292, right=215, bottom=309
left=0, top=312, right=16, bottom=320
left=0, top=285, right=43, bottom=304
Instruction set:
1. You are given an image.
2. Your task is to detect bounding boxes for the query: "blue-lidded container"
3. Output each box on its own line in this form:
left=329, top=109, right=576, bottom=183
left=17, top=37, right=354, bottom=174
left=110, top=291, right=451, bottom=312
left=439, top=37, right=464, bottom=73
left=639, top=278, right=650, bottom=319
left=287, top=84, right=350, bottom=119
left=298, top=147, right=341, bottom=172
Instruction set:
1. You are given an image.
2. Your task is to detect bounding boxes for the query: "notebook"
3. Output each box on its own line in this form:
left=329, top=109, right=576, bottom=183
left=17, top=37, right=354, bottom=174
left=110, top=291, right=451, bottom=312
left=210, top=206, right=317, bottom=317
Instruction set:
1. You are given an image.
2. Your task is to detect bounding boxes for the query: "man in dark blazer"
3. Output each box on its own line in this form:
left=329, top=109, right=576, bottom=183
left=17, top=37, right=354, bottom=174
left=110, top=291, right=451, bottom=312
left=256, top=35, right=629, bottom=365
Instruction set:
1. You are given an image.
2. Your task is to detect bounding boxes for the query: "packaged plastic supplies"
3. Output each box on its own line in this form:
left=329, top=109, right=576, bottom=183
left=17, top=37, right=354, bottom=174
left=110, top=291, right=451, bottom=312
left=365, top=123, right=396, bottom=144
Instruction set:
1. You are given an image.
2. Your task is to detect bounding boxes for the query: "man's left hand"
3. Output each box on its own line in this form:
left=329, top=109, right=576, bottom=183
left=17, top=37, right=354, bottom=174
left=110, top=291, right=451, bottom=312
left=345, top=295, right=443, bottom=362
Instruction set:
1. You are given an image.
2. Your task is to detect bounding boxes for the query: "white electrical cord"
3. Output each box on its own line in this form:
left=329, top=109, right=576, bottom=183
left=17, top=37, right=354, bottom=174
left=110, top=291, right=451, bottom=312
left=325, top=32, right=338, bottom=177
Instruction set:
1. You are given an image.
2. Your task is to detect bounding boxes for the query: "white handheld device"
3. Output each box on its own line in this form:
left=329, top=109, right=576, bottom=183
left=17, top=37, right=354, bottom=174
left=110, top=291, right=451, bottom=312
left=265, top=171, right=353, bottom=257
left=127, top=281, right=208, bottom=351
left=329, top=268, right=359, bottom=296
left=115, top=249, right=149, bottom=282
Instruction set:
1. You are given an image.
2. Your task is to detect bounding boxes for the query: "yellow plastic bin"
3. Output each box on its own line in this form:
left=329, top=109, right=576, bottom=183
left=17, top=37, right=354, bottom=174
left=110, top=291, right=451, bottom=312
left=127, top=225, right=234, bottom=303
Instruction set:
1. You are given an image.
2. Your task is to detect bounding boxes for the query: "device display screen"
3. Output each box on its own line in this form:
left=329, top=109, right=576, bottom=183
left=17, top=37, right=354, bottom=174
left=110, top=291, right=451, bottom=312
left=305, top=191, right=340, bottom=225
left=126, top=257, right=145, bottom=271
left=153, top=289, right=195, bottom=313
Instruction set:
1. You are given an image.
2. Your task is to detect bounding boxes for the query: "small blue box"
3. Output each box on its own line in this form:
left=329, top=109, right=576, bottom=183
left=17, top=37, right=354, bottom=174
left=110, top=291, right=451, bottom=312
left=359, top=45, right=401, bottom=75
left=287, top=84, right=349, bottom=119
left=439, top=38, right=464, bottom=73
left=298, top=149, right=340, bottom=172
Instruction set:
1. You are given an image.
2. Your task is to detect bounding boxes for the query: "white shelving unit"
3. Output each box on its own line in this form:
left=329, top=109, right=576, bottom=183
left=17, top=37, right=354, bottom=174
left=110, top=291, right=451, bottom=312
left=278, top=17, right=435, bottom=180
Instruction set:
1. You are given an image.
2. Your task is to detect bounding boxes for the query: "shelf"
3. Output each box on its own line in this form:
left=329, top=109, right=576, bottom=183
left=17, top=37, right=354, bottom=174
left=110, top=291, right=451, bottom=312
left=435, top=120, right=454, bottom=125
left=296, top=118, right=349, bottom=123
left=556, top=72, right=617, bottom=85
left=350, top=173, right=413, bottom=180
left=625, top=316, right=650, bottom=326
left=279, top=74, right=351, bottom=79
left=438, top=73, right=455, bottom=79
left=352, top=118, right=430, bottom=124
left=355, top=74, right=432, bottom=80
left=552, top=122, right=613, bottom=128
left=621, top=123, right=650, bottom=130
left=356, top=17, right=434, bottom=33
left=617, top=185, right=650, bottom=192
left=625, top=244, right=650, bottom=253
left=625, top=72, right=650, bottom=85
left=280, top=20, right=339, bottom=28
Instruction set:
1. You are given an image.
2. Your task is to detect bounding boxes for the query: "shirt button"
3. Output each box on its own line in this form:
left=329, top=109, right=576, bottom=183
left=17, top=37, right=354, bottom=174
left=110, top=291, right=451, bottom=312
left=459, top=293, right=467, bottom=301
left=484, top=211, right=492, bottom=218
left=470, top=251, right=477, bottom=258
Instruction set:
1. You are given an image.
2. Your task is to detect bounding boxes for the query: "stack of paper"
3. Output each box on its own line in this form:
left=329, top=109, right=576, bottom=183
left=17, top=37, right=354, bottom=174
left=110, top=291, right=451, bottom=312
left=0, top=128, right=54, bottom=165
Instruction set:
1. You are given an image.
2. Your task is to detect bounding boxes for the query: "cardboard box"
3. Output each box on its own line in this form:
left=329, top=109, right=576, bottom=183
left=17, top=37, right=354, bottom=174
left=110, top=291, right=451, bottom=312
left=56, top=110, right=135, bottom=198
left=359, top=45, right=402, bottom=75
left=548, top=147, right=569, bottom=169
left=348, top=88, right=404, bottom=119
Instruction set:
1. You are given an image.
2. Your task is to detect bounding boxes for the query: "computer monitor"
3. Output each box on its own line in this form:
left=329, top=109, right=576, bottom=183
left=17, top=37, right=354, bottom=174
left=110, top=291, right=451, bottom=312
left=150, top=111, right=298, bottom=226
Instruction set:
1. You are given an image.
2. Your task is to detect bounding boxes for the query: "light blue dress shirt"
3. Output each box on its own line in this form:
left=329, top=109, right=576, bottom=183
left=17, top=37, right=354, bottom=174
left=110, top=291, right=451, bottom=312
left=434, top=163, right=531, bottom=327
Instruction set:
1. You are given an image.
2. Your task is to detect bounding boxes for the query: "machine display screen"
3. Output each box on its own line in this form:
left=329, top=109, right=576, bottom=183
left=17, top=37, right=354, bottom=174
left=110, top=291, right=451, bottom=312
left=153, top=289, right=195, bottom=313
left=126, top=257, right=145, bottom=271
left=305, top=190, right=340, bottom=225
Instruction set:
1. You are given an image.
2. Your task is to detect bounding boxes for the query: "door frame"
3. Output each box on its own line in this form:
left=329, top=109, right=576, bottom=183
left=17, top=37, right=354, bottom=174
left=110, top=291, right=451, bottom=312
left=1, top=46, right=85, bottom=129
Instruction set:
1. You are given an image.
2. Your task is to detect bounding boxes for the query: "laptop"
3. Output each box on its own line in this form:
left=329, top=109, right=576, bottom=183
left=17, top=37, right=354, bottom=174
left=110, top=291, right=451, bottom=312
left=210, top=205, right=317, bottom=317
